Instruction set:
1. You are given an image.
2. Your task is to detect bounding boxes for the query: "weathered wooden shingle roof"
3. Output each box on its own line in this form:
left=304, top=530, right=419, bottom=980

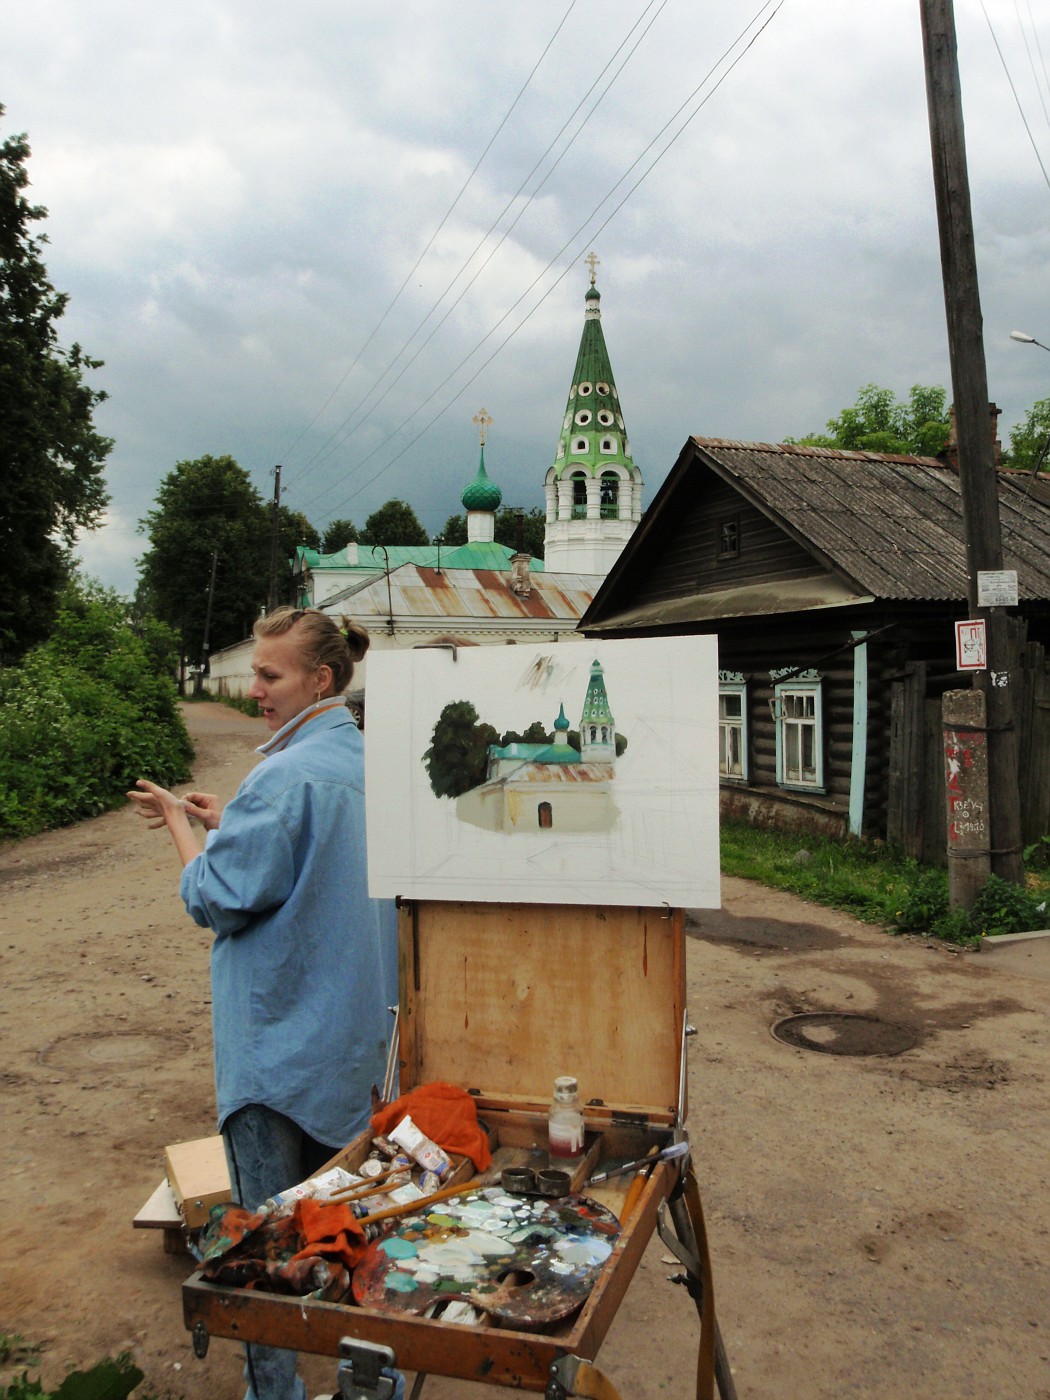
left=693, top=438, right=1050, bottom=600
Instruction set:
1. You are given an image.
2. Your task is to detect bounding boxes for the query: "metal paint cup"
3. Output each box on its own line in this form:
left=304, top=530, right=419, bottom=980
left=536, top=1168, right=572, bottom=1198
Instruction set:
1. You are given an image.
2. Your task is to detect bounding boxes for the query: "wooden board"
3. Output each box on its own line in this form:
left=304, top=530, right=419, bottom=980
left=398, top=902, right=685, bottom=1118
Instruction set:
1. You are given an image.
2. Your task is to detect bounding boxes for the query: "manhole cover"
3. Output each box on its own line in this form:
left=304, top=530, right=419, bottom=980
left=40, top=1030, right=188, bottom=1072
left=770, top=1013, right=919, bottom=1057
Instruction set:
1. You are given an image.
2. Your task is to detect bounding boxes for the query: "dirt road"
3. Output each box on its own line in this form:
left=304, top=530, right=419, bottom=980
left=1, top=702, right=1048, bottom=1399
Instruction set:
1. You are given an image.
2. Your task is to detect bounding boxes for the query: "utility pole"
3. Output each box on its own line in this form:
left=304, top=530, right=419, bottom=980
left=268, top=464, right=282, bottom=613
left=919, top=0, right=1024, bottom=890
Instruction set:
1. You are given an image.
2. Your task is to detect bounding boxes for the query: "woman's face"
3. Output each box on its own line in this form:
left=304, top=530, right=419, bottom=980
left=248, top=632, right=330, bottom=732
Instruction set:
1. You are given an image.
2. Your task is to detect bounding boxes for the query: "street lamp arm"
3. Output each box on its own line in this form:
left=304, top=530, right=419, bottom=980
left=1010, top=329, right=1050, bottom=352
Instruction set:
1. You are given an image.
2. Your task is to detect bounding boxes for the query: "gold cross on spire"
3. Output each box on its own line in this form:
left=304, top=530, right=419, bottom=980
left=585, top=250, right=600, bottom=286
left=473, top=407, right=493, bottom=446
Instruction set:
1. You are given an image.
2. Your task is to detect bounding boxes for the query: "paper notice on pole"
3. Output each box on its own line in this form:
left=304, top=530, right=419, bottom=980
left=977, top=569, right=1018, bottom=607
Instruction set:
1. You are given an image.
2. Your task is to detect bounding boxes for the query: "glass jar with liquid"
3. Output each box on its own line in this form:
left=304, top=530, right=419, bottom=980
left=548, top=1074, right=585, bottom=1170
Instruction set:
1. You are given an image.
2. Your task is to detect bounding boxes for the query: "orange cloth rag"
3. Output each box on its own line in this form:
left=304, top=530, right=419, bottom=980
left=291, top=1198, right=370, bottom=1270
left=371, top=1081, right=492, bottom=1172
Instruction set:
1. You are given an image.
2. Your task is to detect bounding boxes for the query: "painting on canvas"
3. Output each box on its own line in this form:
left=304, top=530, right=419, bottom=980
left=365, top=636, right=720, bottom=908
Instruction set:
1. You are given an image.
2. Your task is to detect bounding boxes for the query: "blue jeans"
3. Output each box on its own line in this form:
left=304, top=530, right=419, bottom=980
left=222, top=1104, right=336, bottom=1400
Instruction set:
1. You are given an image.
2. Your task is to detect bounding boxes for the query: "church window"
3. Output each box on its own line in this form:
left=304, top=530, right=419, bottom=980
left=573, top=437, right=588, bottom=453
left=589, top=724, right=597, bottom=742
left=575, top=410, right=592, bottom=426
left=571, top=471, right=588, bottom=518
left=718, top=680, right=748, bottom=781
left=616, top=414, right=624, bottom=429
left=600, top=471, right=619, bottom=518
left=600, top=437, right=617, bottom=455
left=556, top=442, right=565, bottom=459
left=601, top=725, right=608, bottom=742
left=563, top=413, right=572, bottom=431
left=597, top=409, right=614, bottom=427
left=538, top=801, right=553, bottom=829
left=578, top=381, right=593, bottom=396
left=596, top=382, right=610, bottom=396
left=774, top=678, right=824, bottom=791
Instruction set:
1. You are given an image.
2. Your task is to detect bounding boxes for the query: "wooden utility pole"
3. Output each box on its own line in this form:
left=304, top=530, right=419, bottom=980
left=919, top=0, right=1024, bottom=892
left=268, top=464, right=283, bottom=613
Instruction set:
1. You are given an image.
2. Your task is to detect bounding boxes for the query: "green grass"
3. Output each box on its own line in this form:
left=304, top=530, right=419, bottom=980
left=719, top=820, right=1050, bottom=946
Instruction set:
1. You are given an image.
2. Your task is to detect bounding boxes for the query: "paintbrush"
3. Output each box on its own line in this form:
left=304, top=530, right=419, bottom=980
left=328, top=1165, right=405, bottom=1201
left=586, top=1140, right=689, bottom=1186
left=362, top=1177, right=482, bottom=1224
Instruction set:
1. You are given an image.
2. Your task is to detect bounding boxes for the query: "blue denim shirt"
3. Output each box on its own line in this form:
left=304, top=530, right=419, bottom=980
left=180, top=700, right=398, bottom=1147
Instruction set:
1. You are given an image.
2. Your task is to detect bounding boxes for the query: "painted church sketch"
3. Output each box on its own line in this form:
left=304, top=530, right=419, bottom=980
left=424, top=660, right=625, bottom=834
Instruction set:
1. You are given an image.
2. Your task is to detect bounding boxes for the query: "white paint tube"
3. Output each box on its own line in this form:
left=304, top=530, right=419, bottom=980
left=388, top=1114, right=453, bottom=1180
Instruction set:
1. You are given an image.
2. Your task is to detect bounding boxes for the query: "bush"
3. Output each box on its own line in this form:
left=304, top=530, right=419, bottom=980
left=891, top=866, right=949, bottom=932
left=0, top=581, right=192, bottom=837
left=969, top=874, right=1046, bottom=937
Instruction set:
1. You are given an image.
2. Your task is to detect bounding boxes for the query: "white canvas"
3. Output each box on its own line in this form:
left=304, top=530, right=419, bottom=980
left=365, top=636, right=721, bottom=908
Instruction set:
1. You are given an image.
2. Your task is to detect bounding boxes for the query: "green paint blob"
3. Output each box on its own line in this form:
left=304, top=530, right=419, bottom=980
left=380, top=1237, right=418, bottom=1260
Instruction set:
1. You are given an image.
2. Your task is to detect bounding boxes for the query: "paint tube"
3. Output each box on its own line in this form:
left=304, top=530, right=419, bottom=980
left=388, top=1114, right=453, bottom=1180
left=266, top=1165, right=362, bottom=1211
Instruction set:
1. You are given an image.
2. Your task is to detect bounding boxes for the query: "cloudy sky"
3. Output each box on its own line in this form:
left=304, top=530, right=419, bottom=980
left=5, top=0, right=1049, bottom=594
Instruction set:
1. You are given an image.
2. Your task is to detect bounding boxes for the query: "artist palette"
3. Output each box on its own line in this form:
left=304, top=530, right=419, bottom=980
left=352, top=1187, right=620, bottom=1326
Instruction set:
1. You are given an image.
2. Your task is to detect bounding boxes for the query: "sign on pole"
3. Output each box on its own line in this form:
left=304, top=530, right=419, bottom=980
left=955, top=618, right=987, bottom=671
left=976, top=569, right=1019, bottom=608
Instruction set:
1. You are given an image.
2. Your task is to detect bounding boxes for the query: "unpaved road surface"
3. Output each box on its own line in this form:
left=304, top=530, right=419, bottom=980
left=1, top=702, right=1048, bottom=1399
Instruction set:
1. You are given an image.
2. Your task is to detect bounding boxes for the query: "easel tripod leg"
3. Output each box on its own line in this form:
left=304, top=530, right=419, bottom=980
left=663, top=1168, right=738, bottom=1400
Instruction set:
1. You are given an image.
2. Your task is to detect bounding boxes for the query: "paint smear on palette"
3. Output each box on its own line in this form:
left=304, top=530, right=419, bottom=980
left=352, top=1188, right=620, bottom=1326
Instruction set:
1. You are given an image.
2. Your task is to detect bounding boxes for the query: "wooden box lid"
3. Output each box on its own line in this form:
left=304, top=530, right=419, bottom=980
left=397, top=901, right=685, bottom=1122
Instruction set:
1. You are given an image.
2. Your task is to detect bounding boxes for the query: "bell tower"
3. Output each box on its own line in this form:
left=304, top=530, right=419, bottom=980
left=543, top=254, right=643, bottom=576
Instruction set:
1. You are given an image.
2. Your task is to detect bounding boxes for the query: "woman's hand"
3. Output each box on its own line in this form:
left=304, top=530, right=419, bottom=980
left=127, top=780, right=202, bottom=867
left=184, top=791, right=223, bottom=831
left=127, top=779, right=185, bottom=829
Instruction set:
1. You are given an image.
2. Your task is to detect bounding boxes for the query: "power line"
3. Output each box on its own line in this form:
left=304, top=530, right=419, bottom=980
left=284, top=0, right=670, bottom=494
left=278, top=0, right=581, bottom=473
left=310, top=0, right=786, bottom=522
left=981, top=0, right=1050, bottom=193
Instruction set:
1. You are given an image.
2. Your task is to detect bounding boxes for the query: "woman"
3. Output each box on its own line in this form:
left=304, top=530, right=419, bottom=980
left=130, top=606, right=396, bottom=1400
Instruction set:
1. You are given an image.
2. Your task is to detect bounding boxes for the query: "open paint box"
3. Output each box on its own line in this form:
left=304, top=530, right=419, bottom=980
left=182, top=899, right=688, bottom=1391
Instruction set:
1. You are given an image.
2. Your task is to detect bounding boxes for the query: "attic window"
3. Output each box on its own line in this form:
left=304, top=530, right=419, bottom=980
left=597, top=409, right=614, bottom=427
left=573, top=437, right=589, bottom=452
left=596, top=381, right=610, bottom=395
left=718, top=516, right=740, bottom=559
left=575, top=410, right=593, bottom=426
left=578, top=381, right=593, bottom=397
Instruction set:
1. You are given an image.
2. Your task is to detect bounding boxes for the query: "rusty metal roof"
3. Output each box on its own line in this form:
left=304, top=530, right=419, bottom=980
left=320, top=564, right=596, bottom=624
left=691, top=438, right=1050, bottom=601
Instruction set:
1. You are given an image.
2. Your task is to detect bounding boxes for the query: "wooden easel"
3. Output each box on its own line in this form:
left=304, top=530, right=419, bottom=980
left=182, top=900, right=736, bottom=1398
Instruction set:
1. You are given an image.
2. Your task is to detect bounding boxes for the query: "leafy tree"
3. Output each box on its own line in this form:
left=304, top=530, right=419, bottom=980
left=791, top=384, right=950, bottom=458
left=359, top=499, right=429, bottom=546
left=0, top=111, right=112, bottom=659
left=499, top=721, right=552, bottom=747
left=321, top=517, right=359, bottom=552
left=435, top=507, right=546, bottom=558
left=422, top=700, right=498, bottom=798
left=1004, top=397, right=1050, bottom=473
left=280, top=507, right=319, bottom=554
left=495, top=506, right=546, bottom=559
left=0, top=577, right=191, bottom=836
left=435, top=514, right=467, bottom=545
left=137, top=455, right=271, bottom=668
